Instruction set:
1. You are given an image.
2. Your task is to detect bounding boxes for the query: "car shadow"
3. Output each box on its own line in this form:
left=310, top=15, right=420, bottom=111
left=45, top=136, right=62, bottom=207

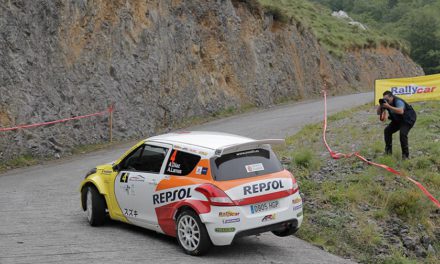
left=103, top=219, right=178, bottom=244
left=102, top=218, right=286, bottom=258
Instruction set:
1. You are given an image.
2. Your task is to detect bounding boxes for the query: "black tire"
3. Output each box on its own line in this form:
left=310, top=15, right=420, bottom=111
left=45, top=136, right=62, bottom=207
left=83, top=186, right=106, bottom=226
left=176, top=210, right=212, bottom=256
left=272, top=226, right=298, bottom=237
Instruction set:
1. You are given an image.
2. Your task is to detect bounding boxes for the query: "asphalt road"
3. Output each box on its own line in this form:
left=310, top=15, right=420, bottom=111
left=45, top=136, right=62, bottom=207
left=0, top=92, right=373, bottom=264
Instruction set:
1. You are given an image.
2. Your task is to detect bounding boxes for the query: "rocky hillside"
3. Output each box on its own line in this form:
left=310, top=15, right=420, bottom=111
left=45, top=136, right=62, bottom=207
left=0, top=0, right=423, bottom=161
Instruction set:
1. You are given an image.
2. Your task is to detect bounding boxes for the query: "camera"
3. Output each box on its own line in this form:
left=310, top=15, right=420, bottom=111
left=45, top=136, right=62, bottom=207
left=379, top=98, right=388, bottom=106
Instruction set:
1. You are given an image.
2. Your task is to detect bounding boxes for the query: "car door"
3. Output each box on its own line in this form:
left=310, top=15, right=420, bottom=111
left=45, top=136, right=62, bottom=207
left=114, top=142, right=171, bottom=230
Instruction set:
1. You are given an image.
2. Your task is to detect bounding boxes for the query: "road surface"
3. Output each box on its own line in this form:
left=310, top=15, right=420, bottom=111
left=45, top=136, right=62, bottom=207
left=0, top=92, right=373, bottom=264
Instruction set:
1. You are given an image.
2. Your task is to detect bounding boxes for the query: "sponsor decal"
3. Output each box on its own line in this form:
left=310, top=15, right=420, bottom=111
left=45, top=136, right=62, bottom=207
left=120, top=172, right=129, bottom=183
left=167, top=161, right=182, bottom=174
left=172, top=146, right=196, bottom=153
left=123, top=185, right=130, bottom=195
left=218, top=211, right=239, bottom=217
left=215, top=227, right=235, bottom=233
left=243, top=180, right=285, bottom=195
left=196, top=166, right=209, bottom=175
left=167, top=150, right=182, bottom=174
left=188, top=148, right=198, bottom=153
left=123, top=208, right=138, bottom=217
left=261, top=214, right=276, bottom=222
left=391, top=85, right=436, bottom=96
left=222, top=218, right=240, bottom=224
left=237, top=149, right=260, bottom=156
left=129, top=175, right=145, bottom=182
left=245, top=163, right=264, bottom=173
left=292, top=198, right=302, bottom=204
left=198, top=151, right=208, bottom=156
left=122, top=184, right=136, bottom=196
left=293, top=204, right=303, bottom=211
left=153, top=187, right=192, bottom=205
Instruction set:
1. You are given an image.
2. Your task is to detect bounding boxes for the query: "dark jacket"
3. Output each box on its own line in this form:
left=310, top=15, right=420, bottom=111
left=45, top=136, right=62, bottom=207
left=388, top=96, right=417, bottom=127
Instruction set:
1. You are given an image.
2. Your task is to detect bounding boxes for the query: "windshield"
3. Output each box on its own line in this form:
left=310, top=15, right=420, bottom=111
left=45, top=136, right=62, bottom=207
left=210, top=148, right=283, bottom=181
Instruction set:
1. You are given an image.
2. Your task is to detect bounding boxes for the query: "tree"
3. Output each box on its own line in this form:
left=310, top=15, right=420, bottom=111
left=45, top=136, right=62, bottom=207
left=401, top=8, right=440, bottom=73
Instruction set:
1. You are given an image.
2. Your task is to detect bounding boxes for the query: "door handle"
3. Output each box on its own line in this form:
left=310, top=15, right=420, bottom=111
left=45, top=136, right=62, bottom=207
left=148, top=179, right=158, bottom=185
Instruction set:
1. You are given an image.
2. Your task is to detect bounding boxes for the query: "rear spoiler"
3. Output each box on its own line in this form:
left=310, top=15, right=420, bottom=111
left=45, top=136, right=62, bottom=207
left=214, top=139, right=285, bottom=157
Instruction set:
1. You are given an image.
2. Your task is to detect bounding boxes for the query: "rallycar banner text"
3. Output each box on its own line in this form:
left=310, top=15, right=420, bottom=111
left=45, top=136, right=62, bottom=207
left=374, top=73, right=440, bottom=105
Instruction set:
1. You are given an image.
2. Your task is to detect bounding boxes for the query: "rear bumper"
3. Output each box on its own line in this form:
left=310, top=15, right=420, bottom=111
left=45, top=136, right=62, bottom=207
left=235, top=218, right=298, bottom=238
left=199, top=192, right=303, bottom=246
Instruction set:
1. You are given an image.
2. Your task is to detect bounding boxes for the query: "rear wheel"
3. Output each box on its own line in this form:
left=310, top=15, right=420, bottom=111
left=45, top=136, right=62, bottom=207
left=84, top=186, right=106, bottom=226
left=176, top=210, right=212, bottom=256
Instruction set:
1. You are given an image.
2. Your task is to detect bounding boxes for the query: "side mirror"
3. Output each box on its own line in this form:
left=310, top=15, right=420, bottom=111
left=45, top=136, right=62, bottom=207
left=112, top=163, right=120, bottom=172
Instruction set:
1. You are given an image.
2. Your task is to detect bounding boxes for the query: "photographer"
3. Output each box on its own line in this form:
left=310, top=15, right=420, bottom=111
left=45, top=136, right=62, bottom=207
left=377, top=91, right=417, bottom=159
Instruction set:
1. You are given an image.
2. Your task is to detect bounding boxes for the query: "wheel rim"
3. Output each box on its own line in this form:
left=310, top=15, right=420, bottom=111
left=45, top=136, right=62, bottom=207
left=177, top=215, right=200, bottom=251
left=86, top=189, right=93, bottom=222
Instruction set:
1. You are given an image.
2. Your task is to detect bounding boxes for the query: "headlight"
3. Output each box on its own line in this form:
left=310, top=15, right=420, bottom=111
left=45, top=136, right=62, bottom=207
left=84, top=168, right=97, bottom=179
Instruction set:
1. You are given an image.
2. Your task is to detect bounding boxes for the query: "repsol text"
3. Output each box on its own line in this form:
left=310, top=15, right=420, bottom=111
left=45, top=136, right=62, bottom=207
left=153, top=188, right=192, bottom=205
left=243, top=180, right=285, bottom=195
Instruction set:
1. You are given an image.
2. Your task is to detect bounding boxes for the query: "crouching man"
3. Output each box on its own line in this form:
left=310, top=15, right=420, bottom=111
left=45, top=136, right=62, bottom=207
left=377, top=91, right=417, bottom=159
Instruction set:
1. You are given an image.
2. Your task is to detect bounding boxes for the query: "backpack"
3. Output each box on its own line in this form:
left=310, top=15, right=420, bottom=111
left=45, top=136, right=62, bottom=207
left=390, top=96, right=417, bottom=127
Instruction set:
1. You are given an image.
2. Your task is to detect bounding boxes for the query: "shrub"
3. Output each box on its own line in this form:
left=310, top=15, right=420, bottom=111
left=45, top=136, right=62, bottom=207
left=293, top=149, right=316, bottom=169
left=386, top=190, right=426, bottom=219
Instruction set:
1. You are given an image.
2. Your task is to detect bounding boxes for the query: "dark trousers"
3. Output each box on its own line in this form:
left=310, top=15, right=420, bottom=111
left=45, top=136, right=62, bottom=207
left=384, top=121, right=412, bottom=158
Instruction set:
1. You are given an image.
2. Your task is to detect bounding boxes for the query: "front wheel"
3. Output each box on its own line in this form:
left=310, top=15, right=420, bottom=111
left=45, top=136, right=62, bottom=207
left=83, top=186, right=106, bottom=226
left=176, top=210, right=212, bottom=256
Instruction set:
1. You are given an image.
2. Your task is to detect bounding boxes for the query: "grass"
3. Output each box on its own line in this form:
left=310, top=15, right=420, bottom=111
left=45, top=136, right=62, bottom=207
left=256, top=0, right=408, bottom=57
left=276, top=101, right=440, bottom=263
left=0, top=155, right=38, bottom=173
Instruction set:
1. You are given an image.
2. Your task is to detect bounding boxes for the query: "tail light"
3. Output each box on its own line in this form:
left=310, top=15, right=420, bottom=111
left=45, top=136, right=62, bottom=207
left=288, top=175, right=299, bottom=195
left=195, top=184, right=236, bottom=206
left=291, top=177, right=299, bottom=191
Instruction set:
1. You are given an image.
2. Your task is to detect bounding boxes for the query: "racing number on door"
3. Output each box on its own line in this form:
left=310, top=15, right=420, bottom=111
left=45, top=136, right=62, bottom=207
left=120, top=172, right=129, bottom=183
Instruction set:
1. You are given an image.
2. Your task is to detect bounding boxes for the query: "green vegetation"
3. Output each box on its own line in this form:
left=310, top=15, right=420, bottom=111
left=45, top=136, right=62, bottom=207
left=256, top=0, right=440, bottom=72
left=256, top=0, right=407, bottom=58
left=276, top=101, right=440, bottom=263
left=0, top=155, right=38, bottom=173
left=312, top=0, right=440, bottom=74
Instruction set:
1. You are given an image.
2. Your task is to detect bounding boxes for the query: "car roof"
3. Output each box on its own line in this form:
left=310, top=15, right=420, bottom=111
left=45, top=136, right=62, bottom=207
left=147, top=131, right=254, bottom=150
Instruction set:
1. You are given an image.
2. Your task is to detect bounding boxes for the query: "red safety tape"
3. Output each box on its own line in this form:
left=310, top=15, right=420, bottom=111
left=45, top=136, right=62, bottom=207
left=322, top=90, right=440, bottom=208
left=0, top=106, right=114, bottom=132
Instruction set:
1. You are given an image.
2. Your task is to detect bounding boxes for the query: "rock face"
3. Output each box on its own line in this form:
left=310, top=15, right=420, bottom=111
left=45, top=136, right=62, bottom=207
left=0, top=0, right=423, bottom=161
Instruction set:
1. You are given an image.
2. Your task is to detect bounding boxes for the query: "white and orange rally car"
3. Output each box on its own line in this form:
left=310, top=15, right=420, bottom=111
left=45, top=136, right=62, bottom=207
left=80, top=131, right=303, bottom=255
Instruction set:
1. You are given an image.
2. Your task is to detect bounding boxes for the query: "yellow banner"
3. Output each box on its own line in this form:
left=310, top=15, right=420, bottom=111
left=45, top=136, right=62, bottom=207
left=374, top=73, right=440, bottom=105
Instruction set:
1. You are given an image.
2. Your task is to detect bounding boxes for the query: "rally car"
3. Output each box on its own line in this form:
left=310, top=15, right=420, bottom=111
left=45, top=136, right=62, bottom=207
left=80, top=131, right=303, bottom=255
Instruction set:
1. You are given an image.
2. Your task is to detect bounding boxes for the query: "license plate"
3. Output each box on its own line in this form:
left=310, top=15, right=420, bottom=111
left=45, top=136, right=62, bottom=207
left=250, top=200, right=279, bottom=214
